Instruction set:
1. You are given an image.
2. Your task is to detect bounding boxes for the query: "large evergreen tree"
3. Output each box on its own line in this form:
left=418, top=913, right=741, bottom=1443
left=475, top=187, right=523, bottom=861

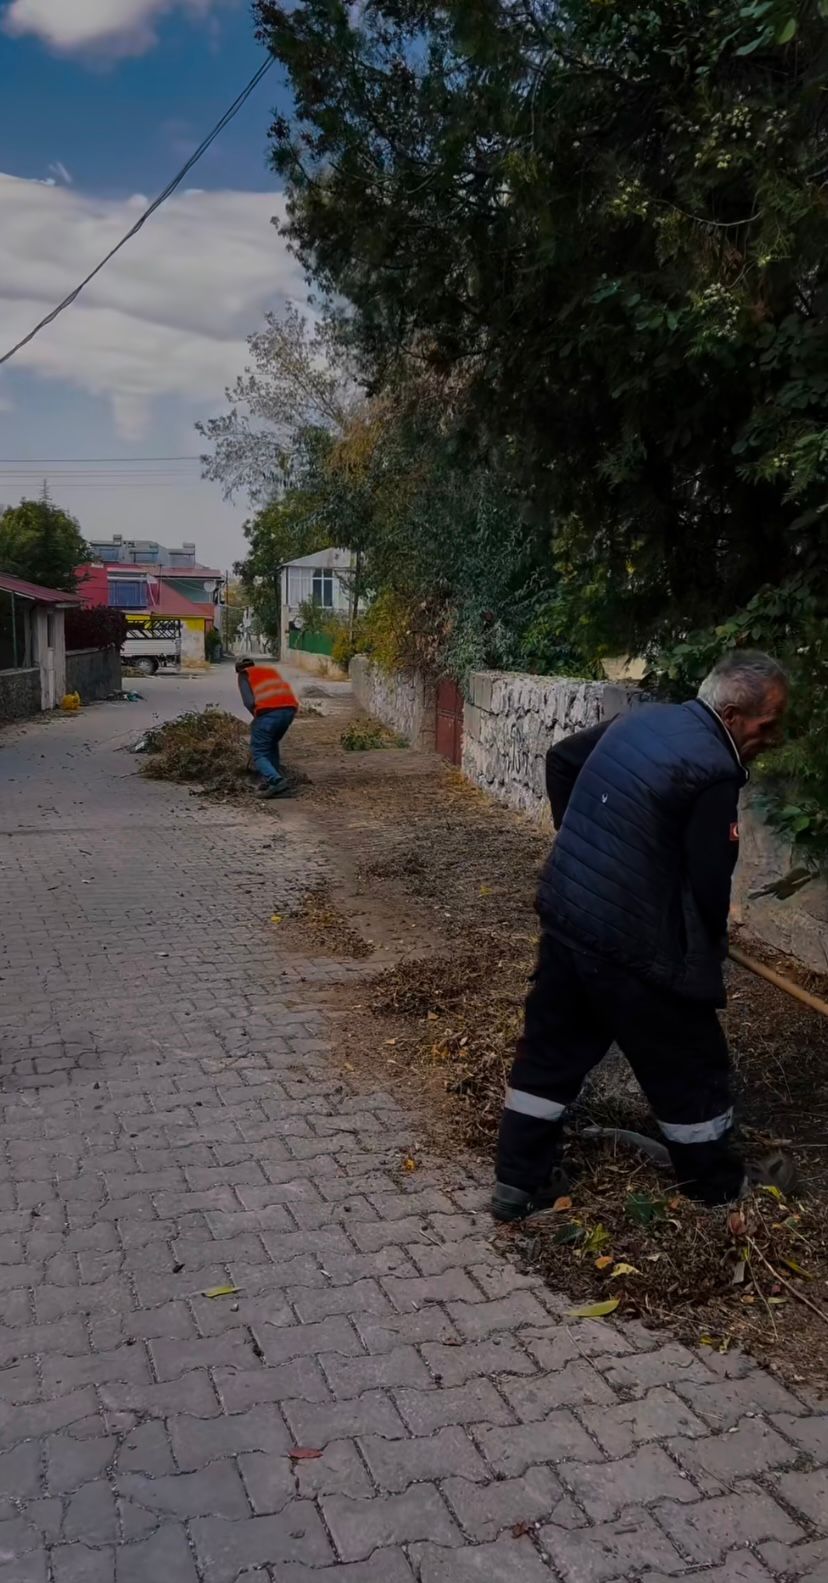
left=256, top=0, right=828, bottom=650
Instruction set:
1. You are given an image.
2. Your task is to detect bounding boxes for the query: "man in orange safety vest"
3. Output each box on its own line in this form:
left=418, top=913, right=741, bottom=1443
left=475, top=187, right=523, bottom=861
left=236, top=657, right=299, bottom=799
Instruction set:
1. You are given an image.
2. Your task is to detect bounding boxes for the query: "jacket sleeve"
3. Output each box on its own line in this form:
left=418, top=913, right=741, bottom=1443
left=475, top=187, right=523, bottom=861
left=683, top=780, right=741, bottom=943
left=238, top=674, right=255, bottom=715
left=546, top=720, right=611, bottom=830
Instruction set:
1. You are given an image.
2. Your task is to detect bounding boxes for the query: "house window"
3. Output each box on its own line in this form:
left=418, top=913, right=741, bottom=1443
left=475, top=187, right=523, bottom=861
left=108, top=579, right=148, bottom=609
left=312, top=569, right=334, bottom=609
left=0, top=590, right=29, bottom=669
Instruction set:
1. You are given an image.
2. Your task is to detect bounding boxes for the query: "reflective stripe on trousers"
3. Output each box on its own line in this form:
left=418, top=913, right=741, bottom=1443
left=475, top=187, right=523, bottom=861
left=657, top=1108, right=734, bottom=1145
left=504, top=1087, right=566, bottom=1121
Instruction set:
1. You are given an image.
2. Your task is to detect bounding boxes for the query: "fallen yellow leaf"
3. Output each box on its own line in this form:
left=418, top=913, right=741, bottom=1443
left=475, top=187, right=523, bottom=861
left=594, top=1255, right=613, bottom=1271
left=202, top=1284, right=240, bottom=1299
left=567, top=1298, right=620, bottom=1319
left=610, top=1263, right=641, bottom=1278
left=271, top=914, right=282, bottom=925
left=402, top=1157, right=417, bottom=1172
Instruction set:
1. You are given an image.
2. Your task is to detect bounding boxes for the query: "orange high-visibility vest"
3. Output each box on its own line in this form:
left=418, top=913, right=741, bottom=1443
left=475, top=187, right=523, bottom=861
left=246, top=664, right=299, bottom=715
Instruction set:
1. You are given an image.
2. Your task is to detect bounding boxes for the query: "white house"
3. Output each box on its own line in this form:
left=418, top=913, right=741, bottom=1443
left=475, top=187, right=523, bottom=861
left=279, top=547, right=361, bottom=666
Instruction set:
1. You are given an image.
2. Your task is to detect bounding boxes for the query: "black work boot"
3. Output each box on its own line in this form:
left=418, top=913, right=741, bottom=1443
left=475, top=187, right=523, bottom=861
left=491, top=1165, right=571, bottom=1224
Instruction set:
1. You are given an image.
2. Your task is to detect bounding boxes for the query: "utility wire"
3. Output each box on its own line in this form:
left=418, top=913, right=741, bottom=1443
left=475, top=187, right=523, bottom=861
left=0, top=56, right=274, bottom=368
left=0, top=455, right=201, bottom=463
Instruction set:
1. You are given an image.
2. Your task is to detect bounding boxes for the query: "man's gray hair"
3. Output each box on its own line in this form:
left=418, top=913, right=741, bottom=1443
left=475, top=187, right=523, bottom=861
left=698, top=650, right=788, bottom=713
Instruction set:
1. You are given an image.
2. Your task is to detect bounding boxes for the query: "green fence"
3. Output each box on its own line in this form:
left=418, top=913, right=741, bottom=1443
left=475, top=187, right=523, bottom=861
left=289, top=629, right=334, bottom=655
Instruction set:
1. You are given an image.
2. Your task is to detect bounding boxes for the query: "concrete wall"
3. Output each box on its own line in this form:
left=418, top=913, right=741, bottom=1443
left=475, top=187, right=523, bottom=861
left=350, top=655, right=826, bottom=974
left=350, top=656, right=436, bottom=750
left=463, top=670, right=644, bottom=819
left=0, top=667, right=41, bottom=720
left=66, top=647, right=122, bottom=701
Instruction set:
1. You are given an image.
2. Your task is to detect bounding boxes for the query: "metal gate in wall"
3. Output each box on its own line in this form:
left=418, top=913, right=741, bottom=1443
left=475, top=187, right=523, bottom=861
left=435, top=677, right=463, bottom=766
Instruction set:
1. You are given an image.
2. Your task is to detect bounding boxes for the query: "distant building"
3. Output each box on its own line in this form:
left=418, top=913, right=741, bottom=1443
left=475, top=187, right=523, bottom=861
left=86, top=536, right=199, bottom=569
left=78, top=544, right=223, bottom=668
left=280, top=547, right=364, bottom=672
left=0, top=572, right=81, bottom=717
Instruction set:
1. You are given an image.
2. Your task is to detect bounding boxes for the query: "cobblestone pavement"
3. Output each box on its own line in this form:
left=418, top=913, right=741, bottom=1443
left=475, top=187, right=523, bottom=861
left=1, top=674, right=827, bottom=1583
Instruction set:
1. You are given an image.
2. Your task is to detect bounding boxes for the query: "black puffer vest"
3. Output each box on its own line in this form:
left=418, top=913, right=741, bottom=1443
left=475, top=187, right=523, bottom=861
left=537, top=701, right=745, bottom=1002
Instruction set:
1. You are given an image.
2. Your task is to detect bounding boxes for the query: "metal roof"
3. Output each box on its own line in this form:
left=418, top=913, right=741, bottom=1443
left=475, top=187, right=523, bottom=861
left=0, top=573, right=82, bottom=606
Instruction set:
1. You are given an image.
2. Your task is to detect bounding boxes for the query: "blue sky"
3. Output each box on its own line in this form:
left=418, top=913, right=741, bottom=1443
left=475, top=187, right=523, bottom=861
left=0, top=1, right=303, bottom=566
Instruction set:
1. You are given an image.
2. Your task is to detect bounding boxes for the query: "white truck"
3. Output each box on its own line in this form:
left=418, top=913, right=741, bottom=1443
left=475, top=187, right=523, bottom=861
left=121, top=624, right=180, bottom=676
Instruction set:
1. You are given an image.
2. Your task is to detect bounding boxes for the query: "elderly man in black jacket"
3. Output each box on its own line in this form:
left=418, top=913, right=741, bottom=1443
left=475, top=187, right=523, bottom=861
left=493, top=651, right=790, bottom=1221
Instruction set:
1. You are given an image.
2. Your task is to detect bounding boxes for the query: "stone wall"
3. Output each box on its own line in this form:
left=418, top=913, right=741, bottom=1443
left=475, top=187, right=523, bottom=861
left=731, top=789, right=828, bottom=975
left=463, top=669, right=644, bottom=819
left=66, top=647, right=121, bottom=702
left=350, top=656, right=436, bottom=750
left=0, top=667, right=41, bottom=721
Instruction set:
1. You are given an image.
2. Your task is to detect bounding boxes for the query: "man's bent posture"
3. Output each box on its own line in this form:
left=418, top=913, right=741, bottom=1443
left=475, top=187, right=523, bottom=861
left=236, top=657, right=298, bottom=799
left=493, top=651, right=791, bottom=1220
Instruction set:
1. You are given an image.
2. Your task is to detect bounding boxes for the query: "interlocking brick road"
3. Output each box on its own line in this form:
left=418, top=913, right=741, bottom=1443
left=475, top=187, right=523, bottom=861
left=1, top=673, right=827, bottom=1583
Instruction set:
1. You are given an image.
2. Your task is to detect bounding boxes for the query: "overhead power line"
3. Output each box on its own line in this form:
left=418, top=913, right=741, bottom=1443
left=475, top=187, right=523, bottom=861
left=0, top=455, right=201, bottom=464
left=0, top=56, right=274, bottom=368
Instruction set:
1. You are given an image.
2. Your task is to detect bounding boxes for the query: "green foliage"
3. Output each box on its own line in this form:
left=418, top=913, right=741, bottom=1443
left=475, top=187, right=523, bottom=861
left=340, top=719, right=405, bottom=751
left=205, top=626, right=223, bottom=661
left=0, top=497, right=89, bottom=592
left=65, top=606, right=127, bottom=653
left=257, top=0, right=828, bottom=650
left=652, top=575, right=828, bottom=858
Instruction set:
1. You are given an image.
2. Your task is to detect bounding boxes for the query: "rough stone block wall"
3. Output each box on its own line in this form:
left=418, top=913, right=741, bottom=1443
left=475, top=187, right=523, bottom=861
left=0, top=667, right=42, bottom=720
left=66, top=647, right=122, bottom=702
left=732, top=789, right=828, bottom=975
left=462, top=669, right=644, bottom=820
left=350, top=656, right=436, bottom=750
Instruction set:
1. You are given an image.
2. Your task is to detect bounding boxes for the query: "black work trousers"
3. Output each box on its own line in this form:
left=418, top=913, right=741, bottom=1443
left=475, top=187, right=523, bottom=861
left=496, top=930, right=744, bottom=1205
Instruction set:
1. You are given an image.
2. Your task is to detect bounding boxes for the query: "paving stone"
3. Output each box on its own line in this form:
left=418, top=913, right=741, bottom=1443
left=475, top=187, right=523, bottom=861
left=191, top=1507, right=334, bottom=1580
left=446, top=1292, right=550, bottom=1339
left=773, top=1412, right=828, bottom=1461
left=639, top=1559, right=775, bottom=1583
left=599, top=1341, right=713, bottom=1394
left=117, top=1522, right=198, bottom=1582
left=473, top=1413, right=604, bottom=1475
left=655, top=1489, right=803, bottom=1563
left=676, top=1373, right=808, bottom=1430
left=422, top=1337, right=536, bottom=1387
left=268, top=1550, right=415, bottom=1582
left=0, top=1441, right=42, bottom=1499
left=169, top=1403, right=290, bottom=1470
left=412, top=1534, right=568, bottom=1581
left=578, top=1386, right=711, bottom=1458
left=670, top=1418, right=798, bottom=1483
left=539, top=1508, right=684, bottom=1582
left=63, top=1480, right=118, bottom=1543
left=501, top=1361, right=616, bottom=1419
left=52, top=1544, right=115, bottom=1583
left=117, top=1420, right=176, bottom=1476
left=289, top=1277, right=392, bottom=1323
left=561, top=1442, right=698, bottom=1520
left=759, top=1537, right=828, bottom=1579
left=47, top=1429, right=117, bottom=1493
left=213, top=1357, right=331, bottom=1414
left=396, top=1380, right=514, bottom=1434
left=0, top=1387, right=98, bottom=1451
left=321, top=1485, right=461, bottom=1561
left=99, top=1369, right=220, bottom=1421
left=119, top=1461, right=250, bottom=1519
left=259, top=1314, right=363, bottom=1367
left=283, top=1389, right=408, bottom=1446
left=360, top=1425, right=489, bottom=1492
left=442, top=1464, right=566, bottom=1541
left=776, top=1468, right=828, bottom=1527
left=0, top=1552, right=48, bottom=1583
left=321, top=1343, right=432, bottom=1398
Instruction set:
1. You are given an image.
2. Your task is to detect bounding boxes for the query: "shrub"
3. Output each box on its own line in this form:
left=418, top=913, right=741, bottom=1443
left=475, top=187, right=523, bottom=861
left=65, top=606, right=127, bottom=652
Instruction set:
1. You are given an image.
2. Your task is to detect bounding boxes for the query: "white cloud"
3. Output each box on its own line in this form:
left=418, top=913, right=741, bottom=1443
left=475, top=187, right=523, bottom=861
left=2, top=0, right=232, bottom=58
left=0, top=172, right=305, bottom=440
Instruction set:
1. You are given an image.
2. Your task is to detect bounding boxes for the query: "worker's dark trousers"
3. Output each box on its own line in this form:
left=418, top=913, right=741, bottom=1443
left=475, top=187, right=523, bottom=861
left=496, top=930, right=745, bottom=1206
